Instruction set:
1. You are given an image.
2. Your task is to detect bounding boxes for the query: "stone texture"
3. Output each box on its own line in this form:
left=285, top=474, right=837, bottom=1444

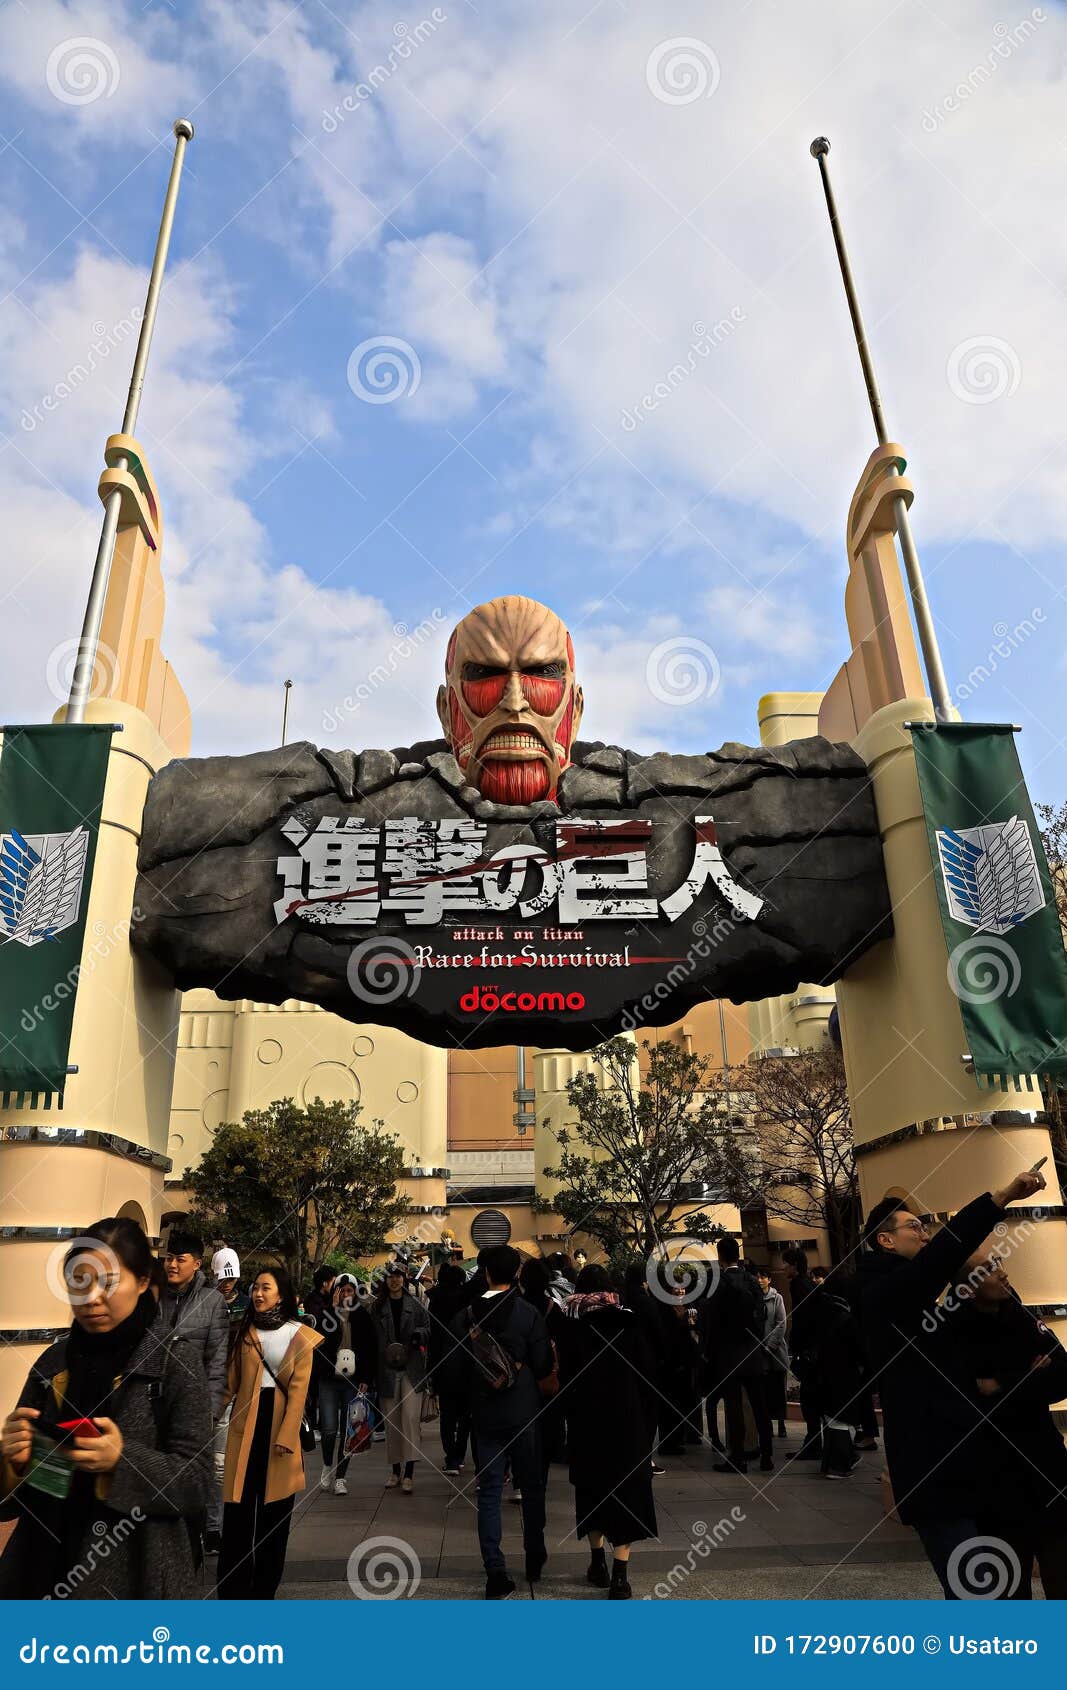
left=132, top=733, right=892, bottom=1050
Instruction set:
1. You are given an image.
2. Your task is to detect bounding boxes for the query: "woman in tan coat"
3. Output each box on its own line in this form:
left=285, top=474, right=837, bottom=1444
left=217, top=1266, right=320, bottom=1600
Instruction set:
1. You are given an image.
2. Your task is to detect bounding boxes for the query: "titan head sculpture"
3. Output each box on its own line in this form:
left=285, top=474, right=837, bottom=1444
left=437, top=596, right=584, bottom=804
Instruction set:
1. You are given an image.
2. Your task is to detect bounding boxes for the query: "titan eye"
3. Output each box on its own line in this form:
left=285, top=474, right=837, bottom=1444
left=462, top=663, right=508, bottom=681
left=523, top=662, right=567, bottom=678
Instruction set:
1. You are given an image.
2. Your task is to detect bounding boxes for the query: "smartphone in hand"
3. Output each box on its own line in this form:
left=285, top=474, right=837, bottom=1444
left=57, top=1418, right=101, bottom=1438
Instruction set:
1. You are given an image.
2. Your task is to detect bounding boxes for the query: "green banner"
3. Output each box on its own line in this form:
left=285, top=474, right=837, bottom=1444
left=0, top=723, right=114, bottom=1106
left=909, top=722, right=1067, bottom=1088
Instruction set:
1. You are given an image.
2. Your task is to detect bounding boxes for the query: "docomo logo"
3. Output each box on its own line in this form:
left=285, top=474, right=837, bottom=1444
left=44, top=1235, right=123, bottom=1310
left=947, top=1535, right=1022, bottom=1599
left=346, top=1536, right=422, bottom=1599
left=645, top=1236, right=720, bottom=1306
left=458, top=984, right=586, bottom=1015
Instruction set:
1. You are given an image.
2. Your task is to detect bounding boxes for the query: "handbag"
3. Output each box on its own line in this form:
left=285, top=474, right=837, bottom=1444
left=345, top=1392, right=373, bottom=1456
left=419, top=1390, right=440, bottom=1425
left=384, top=1340, right=408, bottom=1371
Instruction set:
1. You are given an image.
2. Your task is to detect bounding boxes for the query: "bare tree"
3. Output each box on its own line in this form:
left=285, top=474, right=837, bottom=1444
left=738, top=1041, right=858, bottom=1264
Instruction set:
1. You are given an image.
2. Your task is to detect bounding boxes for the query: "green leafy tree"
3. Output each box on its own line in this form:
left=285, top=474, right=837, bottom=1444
left=540, top=1036, right=754, bottom=1257
left=184, top=1097, right=410, bottom=1289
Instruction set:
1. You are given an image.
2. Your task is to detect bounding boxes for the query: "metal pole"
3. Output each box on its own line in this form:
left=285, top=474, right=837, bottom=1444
left=809, top=136, right=953, bottom=724
left=281, top=679, right=293, bottom=745
left=67, top=120, right=194, bottom=723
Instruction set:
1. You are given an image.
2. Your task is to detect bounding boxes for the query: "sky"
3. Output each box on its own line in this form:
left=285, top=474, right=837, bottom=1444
left=0, top=0, right=1065, bottom=805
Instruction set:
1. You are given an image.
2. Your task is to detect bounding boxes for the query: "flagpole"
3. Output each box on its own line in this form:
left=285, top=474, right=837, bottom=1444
left=66, top=120, right=195, bottom=724
left=281, top=679, right=292, bottom=745
left=809, top=136, right=953, bottom=724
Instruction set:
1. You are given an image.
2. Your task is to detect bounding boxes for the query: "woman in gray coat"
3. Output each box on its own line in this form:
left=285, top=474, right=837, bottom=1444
left=0, top=1217, right=213, bottom=1600
left=370, top=1264, right=429, bottom=1492
left=756, top=1268, right=790, bottom=1439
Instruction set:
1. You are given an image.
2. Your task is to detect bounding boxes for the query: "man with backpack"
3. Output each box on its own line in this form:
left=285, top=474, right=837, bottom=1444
left=700, top=1237, right=773, bottom=1474
left=446, top=1244, right=554, bottom=1599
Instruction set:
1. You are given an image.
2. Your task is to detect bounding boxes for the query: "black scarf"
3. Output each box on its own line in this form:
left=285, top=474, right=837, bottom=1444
left=63, top=1291, right=156, bottom=1422
left=252, top=1305, right=290, bottom=1331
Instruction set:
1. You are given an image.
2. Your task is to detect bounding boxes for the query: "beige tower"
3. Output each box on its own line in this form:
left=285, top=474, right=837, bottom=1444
left=819, top=447, right=1065, bottom=1332
left=0, top=439, right=190, bottom=1407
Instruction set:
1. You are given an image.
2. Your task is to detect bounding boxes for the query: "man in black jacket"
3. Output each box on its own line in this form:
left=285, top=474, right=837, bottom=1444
left=701, top=1237, right=773, bottom=1474
left=447, top=1244, right=554, bottom=1599
left=783, top=1246, right=821, bottom=1459
left=857, top=1168, right=1044, bottom=1597
left=947, top=1245, right=1067, bottom=1598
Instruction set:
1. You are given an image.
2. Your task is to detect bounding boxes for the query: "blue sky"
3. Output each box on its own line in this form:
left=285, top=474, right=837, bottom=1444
left=1, top=0, right=1065, bottom=805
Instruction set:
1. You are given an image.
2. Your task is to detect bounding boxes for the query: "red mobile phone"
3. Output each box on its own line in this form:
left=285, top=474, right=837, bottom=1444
left=58, top=1418, right=101, bottom=1438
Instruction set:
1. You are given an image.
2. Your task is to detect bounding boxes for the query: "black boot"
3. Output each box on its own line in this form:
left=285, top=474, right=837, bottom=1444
left=586, top=1545, right=610, bottom=1588
left=525, top=1543, right=547, bottom=1583
left=608, top=1559, right=632, bottom=1600
left=485, top=1569, right=516, bottom=1600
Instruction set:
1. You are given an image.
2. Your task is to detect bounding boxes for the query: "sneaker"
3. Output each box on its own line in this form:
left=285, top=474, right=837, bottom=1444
left=334, top=1477, right=348, bottom=1496
left=651, top=1461, right=665, bottom=1476
left=319, top=1467, right=334, bottom=1490
left=203, top=1530, right=221, bottom=1556
left=401, top=1476, right=414, bottom=1494
left=443, top=1464, right=460, bottom=1476
left=485, top=1570, right=516, bottom=1600
left=385, top=1473, right=400, bottom=1488
left=823, top=1470, right=848, bottom=1481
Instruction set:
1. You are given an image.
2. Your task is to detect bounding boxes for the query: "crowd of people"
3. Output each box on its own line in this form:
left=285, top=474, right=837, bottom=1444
left=1, top=1163, right=1064, bottom=1601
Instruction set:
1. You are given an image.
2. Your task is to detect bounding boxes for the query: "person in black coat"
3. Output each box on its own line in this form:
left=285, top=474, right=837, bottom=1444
left=446, top=1244, right=554, bottom=1599
left=316, top=1280, right=376, bottom=1495
left=856, top=1168, right=1045, bottom=1597
left=701, top=1238, right=773, bottom=1474
left=783, top=1246, right=821, bottom=1459
left=557, top=1264, right=658, bottom=1600
left=803, top=1276, right=866, bottom=1479
left=946, top=1246, right=1067, bottom=1598
left=426, top=1263, right=473, bottom=1474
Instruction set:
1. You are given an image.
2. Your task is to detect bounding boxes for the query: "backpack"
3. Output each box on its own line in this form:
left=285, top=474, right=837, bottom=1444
left=468, top=1320, right=520, bottom=1392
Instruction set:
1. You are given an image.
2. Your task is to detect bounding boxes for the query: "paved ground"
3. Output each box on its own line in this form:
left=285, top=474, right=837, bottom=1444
left=270, top=1424, right=943, bottom=1601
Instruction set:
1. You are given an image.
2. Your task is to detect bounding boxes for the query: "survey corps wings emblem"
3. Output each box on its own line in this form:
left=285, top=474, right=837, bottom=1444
left=0, top=827, right=90, bottom=946
left=935, top=816, right=1046, bottom=936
